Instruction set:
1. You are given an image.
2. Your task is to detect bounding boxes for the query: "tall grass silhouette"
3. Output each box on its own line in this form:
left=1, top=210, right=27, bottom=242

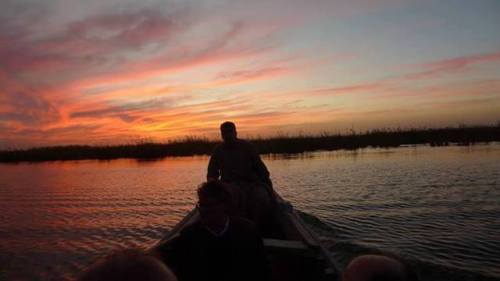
left=1, top=125, right=499, bottom=163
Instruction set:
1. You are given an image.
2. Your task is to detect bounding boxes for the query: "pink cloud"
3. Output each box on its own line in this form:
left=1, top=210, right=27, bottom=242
left=271, top=82, right=386, bottom=100
left=403, top=51, right=500, bottom=80
left=0, top=7, right=283, bottom=144
left=0, top=8, right=191, bottom=75
left=213, top=66, right=292, bottom=85
left=311, top=83, right=384, bottom=96
left=53, top=19, right=277, bottom=93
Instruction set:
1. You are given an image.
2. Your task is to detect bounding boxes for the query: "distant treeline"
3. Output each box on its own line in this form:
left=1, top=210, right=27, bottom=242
left=1, top=125, right=499, bottom=163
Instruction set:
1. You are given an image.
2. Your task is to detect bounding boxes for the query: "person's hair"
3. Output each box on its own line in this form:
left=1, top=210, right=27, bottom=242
left=197, top=180, right=232, bottom=205
left=377, top=253, right=418, bottom=281
left=220, top=121, right=236, bottom=131
left=343, top=254, right=418, bottom=281
left=78, top=248, right=178, bottom=281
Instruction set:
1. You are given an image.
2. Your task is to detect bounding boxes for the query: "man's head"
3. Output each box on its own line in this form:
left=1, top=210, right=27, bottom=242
left=197, top=180, right=232, bottom=227
left=342, top=254, right=418, bottom=281
left=78, top=249, right=178, bottom=281
left=220, top=121, right=237, bottom=143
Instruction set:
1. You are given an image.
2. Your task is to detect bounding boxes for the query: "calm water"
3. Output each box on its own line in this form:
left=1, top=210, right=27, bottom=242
left=1, top=144, right=499, bottom=281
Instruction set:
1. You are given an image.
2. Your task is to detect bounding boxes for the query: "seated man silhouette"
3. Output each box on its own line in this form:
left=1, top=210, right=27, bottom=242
left=78, top=248, right=178, bottom=281
left=157, top=180, right=269, bottom=281
left=207, top=121, right=275, bottom=226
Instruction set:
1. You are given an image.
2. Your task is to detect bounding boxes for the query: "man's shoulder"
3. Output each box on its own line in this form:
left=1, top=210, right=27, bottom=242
left=213, top=139, right=257, bottom=155
left=236, top=139, right=257, bottom=151
left=179, top=221, right=205, bottom=237
left=211, top=143, right=224, bottom=154
left=215, top=139, right=253, bottom=150
left=236, top=139, right=252, bottom=145
left=157, top=222, right=203, bottom=253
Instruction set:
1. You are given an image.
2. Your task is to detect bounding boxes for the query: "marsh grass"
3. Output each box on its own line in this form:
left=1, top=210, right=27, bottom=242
left=1, top=125, right=499, bottom=163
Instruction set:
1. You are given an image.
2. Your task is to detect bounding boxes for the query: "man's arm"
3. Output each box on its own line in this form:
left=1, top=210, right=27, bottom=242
left=255, top=156, right=272, bottom=187
left=207, top=147, right=220, bottom=181
left=248, top=143, right=275, bottom=195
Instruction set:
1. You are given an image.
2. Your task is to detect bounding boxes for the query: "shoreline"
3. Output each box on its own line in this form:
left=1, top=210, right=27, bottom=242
left=1, top=125, right=499, bottom=163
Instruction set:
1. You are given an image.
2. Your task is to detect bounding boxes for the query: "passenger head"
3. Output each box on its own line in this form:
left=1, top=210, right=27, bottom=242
left=220, top=121, right=237, bottom=143
left=342, top=254, right=418, bottom=281
left=197, top=180, right=232, bottom=227
left=78, top=248, right=178, bottom=281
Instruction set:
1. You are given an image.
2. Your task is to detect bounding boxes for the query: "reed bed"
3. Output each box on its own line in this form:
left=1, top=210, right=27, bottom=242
left=1, top=125, right=499, bottom=163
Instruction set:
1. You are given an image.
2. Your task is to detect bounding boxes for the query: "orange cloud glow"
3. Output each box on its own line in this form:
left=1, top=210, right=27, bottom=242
left=1, top=1, right=500, bottom=148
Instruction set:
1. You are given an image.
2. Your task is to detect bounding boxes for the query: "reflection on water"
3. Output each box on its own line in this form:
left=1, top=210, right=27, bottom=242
left=1, top=145, right=499, bottom=280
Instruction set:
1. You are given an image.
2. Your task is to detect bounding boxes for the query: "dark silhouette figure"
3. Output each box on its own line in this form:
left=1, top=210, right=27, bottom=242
left=208, top=121, right=272, bottom=185
left=207, top=121, right=275, bottom=226
left=78, top=248, right=178, bottom=281
left=157, top=180, right=269, bottom=281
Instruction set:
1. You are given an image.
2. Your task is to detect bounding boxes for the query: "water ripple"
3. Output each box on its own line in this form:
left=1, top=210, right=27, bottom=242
left=1, top=145, right=499, bottom=280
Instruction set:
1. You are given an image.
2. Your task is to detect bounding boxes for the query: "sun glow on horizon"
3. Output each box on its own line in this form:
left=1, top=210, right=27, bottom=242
left=1, top=0, right=500, bottom=148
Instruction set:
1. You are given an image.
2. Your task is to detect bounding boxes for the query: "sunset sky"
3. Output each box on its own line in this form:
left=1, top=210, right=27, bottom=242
left=1, top=0, right=500, bottom=148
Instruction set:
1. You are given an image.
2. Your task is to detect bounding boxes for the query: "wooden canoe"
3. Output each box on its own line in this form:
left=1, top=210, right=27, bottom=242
left=150, top=193, right=339, bottom=281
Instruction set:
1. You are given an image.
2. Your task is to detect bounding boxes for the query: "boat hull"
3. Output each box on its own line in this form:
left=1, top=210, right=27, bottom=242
left=150, top=193, right=339, bottom=281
